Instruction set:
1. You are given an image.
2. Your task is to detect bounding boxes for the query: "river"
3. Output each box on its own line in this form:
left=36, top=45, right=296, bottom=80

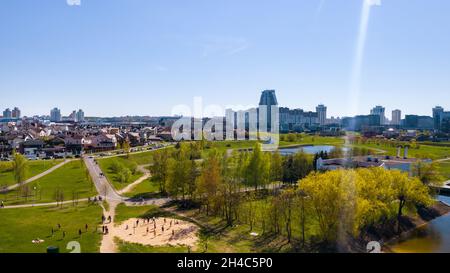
left=389, top=195, right=450, bottom=253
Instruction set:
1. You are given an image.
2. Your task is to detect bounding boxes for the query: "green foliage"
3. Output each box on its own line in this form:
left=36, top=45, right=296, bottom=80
left=13, top=152, right=28, bottom=185
left=282, top=151, right=313, bottom=183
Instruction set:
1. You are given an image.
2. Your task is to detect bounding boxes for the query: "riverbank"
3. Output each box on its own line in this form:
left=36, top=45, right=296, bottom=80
left=342, top=201, right=450, bottom=253
left=380, top=201, right=450, bottom=252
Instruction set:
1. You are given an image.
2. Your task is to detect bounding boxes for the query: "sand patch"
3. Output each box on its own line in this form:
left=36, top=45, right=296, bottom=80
left=113, top=217, right=199, bottom=247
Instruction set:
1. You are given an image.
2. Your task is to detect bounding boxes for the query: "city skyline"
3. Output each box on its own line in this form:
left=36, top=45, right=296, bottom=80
left=1, top=0, right=450, bottom=117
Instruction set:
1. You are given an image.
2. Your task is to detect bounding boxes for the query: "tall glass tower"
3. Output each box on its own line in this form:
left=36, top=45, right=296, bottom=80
left=258, top=90, right=278, bottom=131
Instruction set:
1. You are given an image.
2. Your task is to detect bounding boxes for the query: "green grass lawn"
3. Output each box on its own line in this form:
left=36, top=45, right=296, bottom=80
left=0, top=160, right=96, bottom=206
left=114, top=204, right=166, bottom=224
left=0, top=159, right=63, bottom=187
left=0, top=203, right=102, bottom=253
left=349, top=143, right=450, bottom=159
left=279, top=135, right=345, bottom=147
left=439, top=162, right=450, bottom=180
left=126, top=151, right=155, bottom=165
left=97, top=157, right=143, bottom=191
left=122, top=179, right=160, bottom=198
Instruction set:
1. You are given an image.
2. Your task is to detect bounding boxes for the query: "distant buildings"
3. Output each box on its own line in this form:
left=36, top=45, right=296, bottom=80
left=433, top=106, right=450, bottom=131
left=370, top=106, right=386, bottom=125
left=342, top=115, right=380, bottom=131
left=403, top=115, right=434, bottom=130
left=258, top=90, right=278, bottom=131
left=76, top=109, right=85, bottom=122
left=50, top=107, right=62, bottom=122
left=391, top=109, right=401, bottom=126
left=316, top=104, right=327, bottom=126
left=12, top=107, right=21, bottom=118
left=1, top=107, right=20, bottom=120
left=2, top=108, right=12, bottom=119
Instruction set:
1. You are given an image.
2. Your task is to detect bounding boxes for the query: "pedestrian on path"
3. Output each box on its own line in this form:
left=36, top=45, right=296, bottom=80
left=0, top=201, right=4, bottom=208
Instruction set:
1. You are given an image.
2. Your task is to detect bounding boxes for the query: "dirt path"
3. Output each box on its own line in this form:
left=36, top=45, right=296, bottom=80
left=99, top=201, right=119, bottom=253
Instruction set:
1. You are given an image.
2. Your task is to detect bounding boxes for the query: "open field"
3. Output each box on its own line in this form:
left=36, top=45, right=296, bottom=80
left=0, top=160, right=96, bottom=206
left=349, top=143, right=450, bottom=160
left=97, top=157, right=143, bottom=191
left=122, top=178, right=160, bottom=198
left=279, top=135, right=345, bottom=147
left=0, top=159, right=63, bottom=187
left=439, top=162, right=450, bottom=180
left=0, top=203, right=102, bottom=253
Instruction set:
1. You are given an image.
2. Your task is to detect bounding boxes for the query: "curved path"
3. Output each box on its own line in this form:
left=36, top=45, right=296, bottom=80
left=5, top=159, right=74, bottom=191
left=117, top=164, right=151, bottom=195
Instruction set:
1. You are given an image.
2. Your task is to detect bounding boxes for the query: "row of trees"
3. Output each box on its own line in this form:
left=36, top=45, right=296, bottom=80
left=236, top=168, right=433, bottom=248
left=150, top=143, right=314, bottom=214
left=150, top=141, right=437, bottom=249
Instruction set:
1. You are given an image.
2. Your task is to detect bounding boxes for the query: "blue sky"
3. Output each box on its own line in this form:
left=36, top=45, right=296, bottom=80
left=1, top=0, right=449, bottom=118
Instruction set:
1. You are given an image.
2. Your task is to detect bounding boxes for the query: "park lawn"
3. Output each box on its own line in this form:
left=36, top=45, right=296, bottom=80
left=0, top=160, right=96, bottom=206
left=126, top=150, right=155, bottom=165
left=97, top=156, right=143, bottom=191
left=114, top=204, right=165, bottom=224
left=279, top=135, right=344, bottom=147
left=122, top=179, right=160, bottom=198
left=349, top=143, right=450, bottom=159
left=0, top=159, right=63, bottom=187
left=439, top=162, right=450, bottom=180
left=0, top=203, right=102, bottom=253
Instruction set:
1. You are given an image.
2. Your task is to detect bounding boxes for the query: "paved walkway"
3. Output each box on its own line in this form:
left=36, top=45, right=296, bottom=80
left=83, top=156, right=124, bottom=203
left=1, top=198, right=90, bottom=209
left=99, top=201, right=119, bottom=253
left=5, top=159, right=74, bottom=191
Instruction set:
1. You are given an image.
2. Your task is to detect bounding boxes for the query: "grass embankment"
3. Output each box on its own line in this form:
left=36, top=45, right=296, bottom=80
left=279, top=135, right=345, bottom=148
left=439, top=161, right=450, bottom=181
left=0, top=159, right=63, bottom=187
left=350, top=143, right=450, bottom=160
left=122, top=178, right=161, bottom=198
left=0, top=203, right=102, bottom=253
left=0, top=160, right=96, bottom=206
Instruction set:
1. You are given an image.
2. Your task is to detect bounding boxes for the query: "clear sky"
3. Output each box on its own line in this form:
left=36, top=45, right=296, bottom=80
left=1, top=0, right=449, bottom=119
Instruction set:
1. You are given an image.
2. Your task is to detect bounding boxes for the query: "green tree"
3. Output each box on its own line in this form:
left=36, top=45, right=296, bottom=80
left=245, top=143, right=270, bottom=190
left=270, top=151, right=283, bottom=183
left=412, top=161, right=444, bottom=187
left=150, top=149, right=170, bottom=193
left=13, top=152, right=28, bottom=186
left=196, top=151, right=222, bottom=215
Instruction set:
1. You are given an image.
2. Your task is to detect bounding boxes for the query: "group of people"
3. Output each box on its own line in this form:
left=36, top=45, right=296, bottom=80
left=102, top=214, right=112, bottom=223
left=88, top=196, right=103, bottom=204
left=102, top=225, right=109, bottom=235
left=101, top=214, right=112, bottom=235
left=50, top=223, right=90, bottom=239
left=126, top=217, right=180, bottom=238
